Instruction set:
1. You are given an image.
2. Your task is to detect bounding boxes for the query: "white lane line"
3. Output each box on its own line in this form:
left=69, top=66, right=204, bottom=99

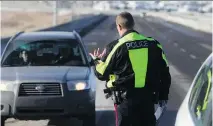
left=144, top=19, right=156, bottom=31
left=200, top=43, right=212, bottom=51
left=189, top=54, right=197, bottom=59
left=143, top=18, right=168, bottom=40
left=96, top=106, right=114, bottom=111
left=174, top=43, right=178, bottom=47
left=85, top=42, right=97, bottom=46
left=169, top=29, right=173, bottom=33
left=180, top=48, right=186, bottom=53
left=91, top=32, right=106, bottom=36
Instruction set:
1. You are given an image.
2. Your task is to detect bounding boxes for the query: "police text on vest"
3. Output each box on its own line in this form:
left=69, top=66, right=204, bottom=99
left=126, top=41, right=148, bottom=49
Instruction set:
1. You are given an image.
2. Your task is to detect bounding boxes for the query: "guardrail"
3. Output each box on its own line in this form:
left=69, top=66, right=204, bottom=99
left=1, top=14, right=108, bottom=54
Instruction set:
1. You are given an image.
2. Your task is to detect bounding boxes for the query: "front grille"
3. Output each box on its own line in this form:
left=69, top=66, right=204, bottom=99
left=19, top=83, right=62, bottom=96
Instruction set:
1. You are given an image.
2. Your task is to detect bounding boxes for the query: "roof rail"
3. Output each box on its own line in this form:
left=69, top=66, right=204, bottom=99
left=72, top=30, right=83, bottom=43
left=8, top=31, right=25, bottom=44
left=1, top=31, right=25, bottom=61
left=72, top=30, right=78, bottom=36
left=2, top=31, right=24, bottom=55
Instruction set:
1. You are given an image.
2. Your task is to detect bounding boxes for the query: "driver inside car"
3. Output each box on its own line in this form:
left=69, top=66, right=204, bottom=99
left=19, top=50, right=32, bottom=66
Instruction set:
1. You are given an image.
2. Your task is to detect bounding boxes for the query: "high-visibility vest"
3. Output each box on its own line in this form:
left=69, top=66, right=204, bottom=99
left=96, top=32, right=168, bottom=88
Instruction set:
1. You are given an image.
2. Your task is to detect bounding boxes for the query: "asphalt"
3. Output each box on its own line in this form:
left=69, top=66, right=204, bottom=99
left=5, top=15, right=212, bottom=126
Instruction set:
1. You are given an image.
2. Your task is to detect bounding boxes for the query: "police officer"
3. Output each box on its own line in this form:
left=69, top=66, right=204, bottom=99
left=90, top=12, right=171, bottom=126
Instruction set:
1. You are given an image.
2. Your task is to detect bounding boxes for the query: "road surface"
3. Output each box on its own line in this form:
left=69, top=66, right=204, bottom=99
left=5, top=15, right=212, bottom=126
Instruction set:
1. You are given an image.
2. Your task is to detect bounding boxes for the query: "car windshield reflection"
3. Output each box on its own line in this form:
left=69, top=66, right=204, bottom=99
left=1, top=40, right=88, bottom=67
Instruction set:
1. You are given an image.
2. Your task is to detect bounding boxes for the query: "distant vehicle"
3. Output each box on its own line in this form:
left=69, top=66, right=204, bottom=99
left=133, top=4, right=148, bottom=11
left=178, top=4, right=200, bottom=12
left=93, top=1, right=110, bottom=10
left=134, top=3, right=154, bottom=11
left=175, top=53, right=212, bottom=126
left=126, top=1, right=140, bottom=10
left=153, top=5, right=164, bottom=12
left=149, top=3, right=165, bottom=12
left=0, top=31, right=96, bottom=126
left=110, top=1, right=127, bottom=10
left=140, top=12, right=147, bottom=17
left=164, top=4, right=179, bottom=12
left=199, top=5, right=212, bottom=13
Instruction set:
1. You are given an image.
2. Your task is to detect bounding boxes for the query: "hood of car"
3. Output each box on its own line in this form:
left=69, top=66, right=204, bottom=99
left=1, top=66, right=90, bottom=82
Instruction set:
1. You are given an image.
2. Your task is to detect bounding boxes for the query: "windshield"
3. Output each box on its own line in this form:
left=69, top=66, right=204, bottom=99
left=1, top=39, right=88, bottom=67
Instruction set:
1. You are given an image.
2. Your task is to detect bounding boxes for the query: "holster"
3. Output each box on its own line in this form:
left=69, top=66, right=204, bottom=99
left=103, top=74, right=128, bottom=105
left=103, top=87, right=126, bottom=105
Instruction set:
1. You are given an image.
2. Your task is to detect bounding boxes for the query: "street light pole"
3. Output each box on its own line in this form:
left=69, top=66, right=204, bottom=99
left=53, top=1, right=57, bottom=26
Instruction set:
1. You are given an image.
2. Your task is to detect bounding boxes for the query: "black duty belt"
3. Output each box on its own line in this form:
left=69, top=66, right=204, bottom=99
left=103, top=87, right=126, bottom=105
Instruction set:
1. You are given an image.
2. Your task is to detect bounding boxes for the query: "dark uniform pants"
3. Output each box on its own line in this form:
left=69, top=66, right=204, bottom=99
left=115, top=95, right=156, bottom=126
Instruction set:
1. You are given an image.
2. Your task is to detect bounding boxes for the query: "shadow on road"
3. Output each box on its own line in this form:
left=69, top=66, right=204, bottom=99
left=46, top=110, right=115, bottom=126
left=97, top=109, right=177, bottom=126
left=158, top=110, right=178, bottom=126
left=47, top=117, right=82, bottom=126
left=96, top=110, right=115, bottom=126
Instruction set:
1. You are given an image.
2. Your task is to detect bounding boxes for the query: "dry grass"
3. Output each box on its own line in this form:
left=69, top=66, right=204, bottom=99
left=1, top=11, right=72, bottom=37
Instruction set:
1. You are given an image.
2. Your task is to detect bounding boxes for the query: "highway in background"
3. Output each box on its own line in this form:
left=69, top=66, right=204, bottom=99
left=5, top=15, right=212, bottom=126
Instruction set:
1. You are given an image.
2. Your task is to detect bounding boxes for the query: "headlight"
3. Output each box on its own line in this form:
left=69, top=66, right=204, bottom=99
left=67, top=81, right=89, bottom=91
left=0, top=81, right=15, bottom=91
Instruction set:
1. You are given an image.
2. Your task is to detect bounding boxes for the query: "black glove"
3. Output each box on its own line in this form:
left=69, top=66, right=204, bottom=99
left=158, top=100, right=168, bottom=107
left=159, top=93, right=169, bottom=101
left=152, top=92, right=159, bottom=104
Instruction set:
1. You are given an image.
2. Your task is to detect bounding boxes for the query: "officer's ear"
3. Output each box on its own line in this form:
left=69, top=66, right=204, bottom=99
left=118, top=24, right=122, bottom=31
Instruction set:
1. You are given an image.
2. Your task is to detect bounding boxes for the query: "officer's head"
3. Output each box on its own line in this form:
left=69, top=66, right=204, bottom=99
left=116, top=12, right=135, bottom=37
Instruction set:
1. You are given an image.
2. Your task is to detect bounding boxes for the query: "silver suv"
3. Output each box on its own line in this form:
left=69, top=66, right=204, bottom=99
left=1, top=31, right=96, bottom=126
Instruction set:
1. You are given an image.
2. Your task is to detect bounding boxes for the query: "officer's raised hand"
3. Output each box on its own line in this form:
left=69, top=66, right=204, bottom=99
left=89, top=48, right=106, bottom=60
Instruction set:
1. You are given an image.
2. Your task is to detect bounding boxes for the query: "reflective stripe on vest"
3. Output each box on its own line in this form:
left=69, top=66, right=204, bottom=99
left=157, top=44, right=169, bottom=67
left=107, top=74, right=116, bottom=88
left=96, top=32, right=154, bottom=88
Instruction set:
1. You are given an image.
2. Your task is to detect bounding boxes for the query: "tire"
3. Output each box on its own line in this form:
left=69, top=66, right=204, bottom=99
left=1, top=116, right=6, bottom=126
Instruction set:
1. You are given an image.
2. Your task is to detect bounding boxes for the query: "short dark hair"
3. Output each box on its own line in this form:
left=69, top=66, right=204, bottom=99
left=116, top=12, right=135, bottom=29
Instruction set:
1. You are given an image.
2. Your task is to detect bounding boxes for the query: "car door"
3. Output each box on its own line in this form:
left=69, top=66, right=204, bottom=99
left=188, top=54, right=212, bottom=126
